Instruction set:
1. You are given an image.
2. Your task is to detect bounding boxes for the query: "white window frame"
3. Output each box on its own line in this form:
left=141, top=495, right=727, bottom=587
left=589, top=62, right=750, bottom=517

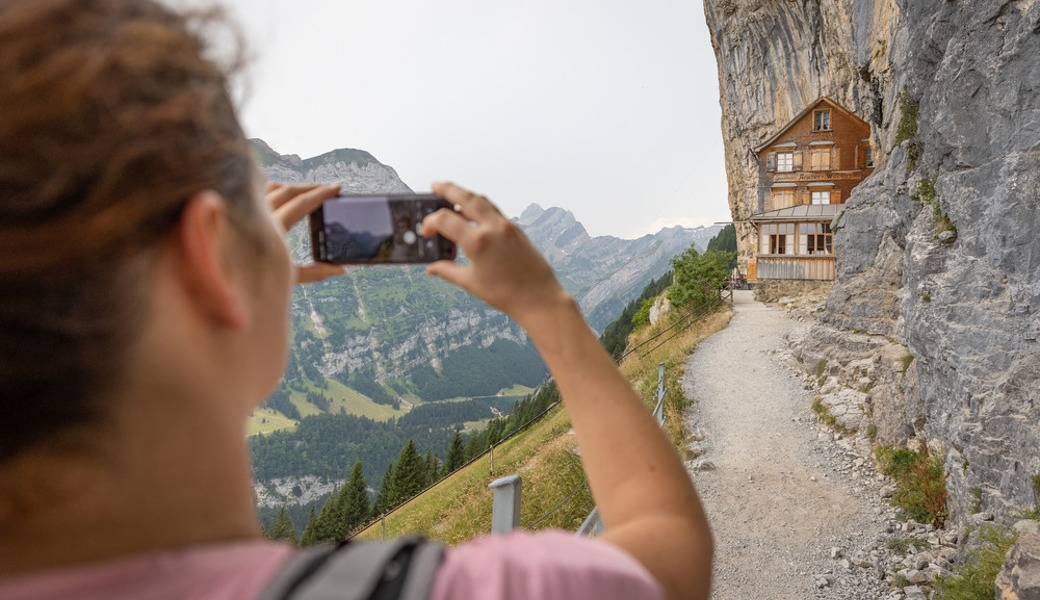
left=814, top=109, right=831, bottom=131
left=777, top=152, right=794, bottom=172
left=811, top=191, right=831, bottom=205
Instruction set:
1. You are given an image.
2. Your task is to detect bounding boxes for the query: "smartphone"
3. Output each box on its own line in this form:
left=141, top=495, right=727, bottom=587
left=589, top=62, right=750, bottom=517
left=309, top=193, right=457, bottom=264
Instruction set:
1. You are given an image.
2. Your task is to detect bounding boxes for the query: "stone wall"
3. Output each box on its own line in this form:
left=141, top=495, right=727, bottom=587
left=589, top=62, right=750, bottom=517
left=704, top=0, right=1040, bottom=523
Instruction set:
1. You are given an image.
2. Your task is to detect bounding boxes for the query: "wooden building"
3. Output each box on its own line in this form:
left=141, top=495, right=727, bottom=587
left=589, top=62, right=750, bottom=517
left=747, top=97, right=873, bottom=283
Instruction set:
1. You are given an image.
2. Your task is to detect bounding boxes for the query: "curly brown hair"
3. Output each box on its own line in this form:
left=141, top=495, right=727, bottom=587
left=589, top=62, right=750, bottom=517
left=0, top=0, right=262, bottom=461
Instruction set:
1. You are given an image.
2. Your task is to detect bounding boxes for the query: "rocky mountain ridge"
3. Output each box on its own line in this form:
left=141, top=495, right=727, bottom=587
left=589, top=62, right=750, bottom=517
left=704, top=0, right=1040, bottom=527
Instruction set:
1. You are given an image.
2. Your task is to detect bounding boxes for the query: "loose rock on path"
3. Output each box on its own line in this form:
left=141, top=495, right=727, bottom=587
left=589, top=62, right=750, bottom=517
left=682, top=291, right=891, bottom=600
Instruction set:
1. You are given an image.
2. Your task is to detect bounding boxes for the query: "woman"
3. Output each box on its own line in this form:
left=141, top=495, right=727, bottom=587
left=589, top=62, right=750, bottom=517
left=0, top=1, right=712, bottom=598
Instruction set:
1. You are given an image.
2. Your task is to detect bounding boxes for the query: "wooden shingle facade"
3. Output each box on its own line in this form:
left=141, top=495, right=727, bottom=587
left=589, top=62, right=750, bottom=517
left=747, top=97, right=873, bottom=283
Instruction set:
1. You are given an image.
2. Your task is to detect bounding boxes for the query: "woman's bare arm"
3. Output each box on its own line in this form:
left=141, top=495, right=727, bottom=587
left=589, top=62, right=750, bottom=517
left=422, top=182, right=713, bottom=600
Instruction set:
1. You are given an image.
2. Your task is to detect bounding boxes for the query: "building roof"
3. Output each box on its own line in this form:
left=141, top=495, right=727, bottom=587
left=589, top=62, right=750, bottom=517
left=750, top=203, right=844, bottom=223
left=753, top=97, right=871, bottom=154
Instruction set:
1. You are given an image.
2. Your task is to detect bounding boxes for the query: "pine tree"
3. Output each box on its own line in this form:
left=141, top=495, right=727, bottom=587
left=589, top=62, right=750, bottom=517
left=374, top=461, right=396, bottom=514
left=299, top=506, right=320, bottom=546
left=391, top=439, right=425, bottom=504
left=423, top=449, right=439, bottom=486
left=312, top=490, right=339, bottom=542
left=268, top=506, right=298, bottom=545
left=446, top=429, right=465, bottom=472
left=333, top=461, right=371, bottom=537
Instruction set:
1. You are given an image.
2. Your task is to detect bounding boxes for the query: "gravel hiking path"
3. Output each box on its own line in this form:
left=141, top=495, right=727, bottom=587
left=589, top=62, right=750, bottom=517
left=682, top=291, right=889, bottom=600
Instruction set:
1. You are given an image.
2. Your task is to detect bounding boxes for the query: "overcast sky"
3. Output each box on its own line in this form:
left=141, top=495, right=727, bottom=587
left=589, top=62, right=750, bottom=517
left=193, top=0, right=729, bottom=239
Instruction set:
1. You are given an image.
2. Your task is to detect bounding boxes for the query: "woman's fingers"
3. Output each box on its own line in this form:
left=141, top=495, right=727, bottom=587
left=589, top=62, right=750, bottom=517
left=271, top=184, right=340, bottom=230
left=295, top=262, right=346, bottom=285
left=421, top=207, right=473, bottom=244
left=262, top=181, right=344, bottom=285
left=266, top=183, right=320, bottom=212
left=432, top=181, right=501, bottom=222
left=425, top=260, right=470, bottom=289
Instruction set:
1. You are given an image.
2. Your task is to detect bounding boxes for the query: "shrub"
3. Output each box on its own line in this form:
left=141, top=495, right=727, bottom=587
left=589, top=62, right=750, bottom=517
left=631, top=297, right=654, bottom=328
left=667, top=246, right=730, bottom=310
left=875, top=445, right=948, bottom=527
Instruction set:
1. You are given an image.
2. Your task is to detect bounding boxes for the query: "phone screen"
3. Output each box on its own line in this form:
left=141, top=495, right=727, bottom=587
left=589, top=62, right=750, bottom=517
left=310, top=194, right=456, bottom=264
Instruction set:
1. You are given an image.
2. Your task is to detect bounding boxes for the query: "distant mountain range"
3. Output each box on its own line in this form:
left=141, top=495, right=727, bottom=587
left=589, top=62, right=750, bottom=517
left=251, top=139, right=721, bottom=413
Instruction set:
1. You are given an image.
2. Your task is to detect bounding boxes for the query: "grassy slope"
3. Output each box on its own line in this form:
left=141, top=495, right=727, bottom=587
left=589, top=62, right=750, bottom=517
left=246, top=383, right=536, bottom=436
left=352, top=301, right=734, bottom=544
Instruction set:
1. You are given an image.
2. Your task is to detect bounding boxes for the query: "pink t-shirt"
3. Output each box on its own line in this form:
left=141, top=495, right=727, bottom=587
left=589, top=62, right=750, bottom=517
left=0, top=531, right=662, bottom=600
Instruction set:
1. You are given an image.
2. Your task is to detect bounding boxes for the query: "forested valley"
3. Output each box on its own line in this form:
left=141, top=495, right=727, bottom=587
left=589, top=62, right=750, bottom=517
left=256, top=227, right=738, bottom=537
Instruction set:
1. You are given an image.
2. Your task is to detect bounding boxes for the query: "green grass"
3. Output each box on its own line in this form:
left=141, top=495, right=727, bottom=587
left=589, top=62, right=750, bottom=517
left=248, top=378, right=410, bottom=437
left=887, top=536, right=933, bottom=555
left=247, top=407, right=298, bottom=436
left=934, top=525, right=1018, bottom=600
left=912, top=175, right=938, bottom=204
left=895, top=87, right=923, bottom=171
left=354, top=407, right=589, bottom=544
left=970, top=488, right=983, bottom=513
left=812, top=396, right=851, bottom=434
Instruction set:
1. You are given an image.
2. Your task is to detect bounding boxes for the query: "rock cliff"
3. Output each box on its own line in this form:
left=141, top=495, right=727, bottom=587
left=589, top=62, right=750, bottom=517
left=704, top=0, right=1040, bottom=522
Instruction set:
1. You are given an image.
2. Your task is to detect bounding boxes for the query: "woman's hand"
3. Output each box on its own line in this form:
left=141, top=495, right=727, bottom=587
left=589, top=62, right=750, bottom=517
left=265, top=182, right=346, bottom=285
left=421, top=182, right=571, bottom=329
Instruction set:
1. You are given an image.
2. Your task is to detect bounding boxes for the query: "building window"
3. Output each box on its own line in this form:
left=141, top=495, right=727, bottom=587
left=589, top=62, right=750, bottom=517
left=810, top=147, right=831, bottom=171
left=798, top=223, right=833, bottom=255
left=759, top=223, right=795, bottom=255
left=777, top=152, right=794, bottom=172
left=865, top=146, right=874, bottom=167
left=814, top=109, right=831, bottom=131
left=811, top=191, right=831, bottom=205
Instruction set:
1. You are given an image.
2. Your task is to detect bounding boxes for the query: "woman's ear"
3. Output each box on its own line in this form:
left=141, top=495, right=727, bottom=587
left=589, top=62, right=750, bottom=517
left=171, top=191, right=249, bottom=330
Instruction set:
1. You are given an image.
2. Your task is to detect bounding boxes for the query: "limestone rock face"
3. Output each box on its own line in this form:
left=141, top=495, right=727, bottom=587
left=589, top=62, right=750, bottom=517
left=705, top=0, right=1040, bottom=522
left=997, top=532, right=1040, bottom=600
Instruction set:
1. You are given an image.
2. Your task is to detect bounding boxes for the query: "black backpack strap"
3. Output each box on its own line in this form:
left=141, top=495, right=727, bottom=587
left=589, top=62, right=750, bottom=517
left=255, top=537, right=445, bottom=600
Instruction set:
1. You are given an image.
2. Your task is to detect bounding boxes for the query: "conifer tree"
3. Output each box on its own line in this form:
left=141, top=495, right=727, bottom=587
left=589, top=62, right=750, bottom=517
left=311, top=491, right=338, bottom=542
left=268, top=506, right=297, bottom=545
left=333, top=461, right=371, bottom=537
left=299, top=506, right=319, bottom=546
left=423, top=449, right=439, bottom=486
left=374, top=461, right=396, bottom=514
left=390, top=439, right=425, bottom=504
left=446, top=429, right=465, bottom=472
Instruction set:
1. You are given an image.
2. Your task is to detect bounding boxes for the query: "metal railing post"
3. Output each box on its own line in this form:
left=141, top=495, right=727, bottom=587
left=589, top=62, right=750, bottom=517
left=576, top=506, right=604, bottom=536
left=489, top=475, right=522, bottom=535
left=654, top=362, right=667, bottom=426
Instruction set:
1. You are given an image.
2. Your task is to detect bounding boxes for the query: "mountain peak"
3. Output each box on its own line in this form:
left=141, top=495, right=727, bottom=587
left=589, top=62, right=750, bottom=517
left=518, top=203, right=545, bottom=224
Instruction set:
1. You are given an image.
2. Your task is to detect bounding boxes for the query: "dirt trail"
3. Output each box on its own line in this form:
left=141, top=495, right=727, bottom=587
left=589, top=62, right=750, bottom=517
left=682, top=291, right=887, bottom=600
